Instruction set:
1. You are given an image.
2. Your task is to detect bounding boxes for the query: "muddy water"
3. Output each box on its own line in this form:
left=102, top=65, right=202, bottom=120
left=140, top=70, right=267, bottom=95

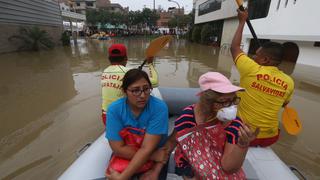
left=0, top=38, right=319, bottom=179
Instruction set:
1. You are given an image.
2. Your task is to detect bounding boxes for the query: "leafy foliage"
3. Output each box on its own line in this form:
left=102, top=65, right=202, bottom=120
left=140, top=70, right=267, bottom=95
left=168, top=18, right=178, bottom=28
left=86, top=9, right=99, bottom=26
left=141, top=8, right=159, bottom=27
left=60, top=31, right=70, bottom=46
left=85, top=8, right=159, bottom=29
left=168, top=13, right=193, bottom=29
left=8, top=26, right=54, bottom=51
left=186, top=28, right=193, bottom=41
left=201, top=24, right=214, bottom=44
left=192, top=26, right=202, bottom=43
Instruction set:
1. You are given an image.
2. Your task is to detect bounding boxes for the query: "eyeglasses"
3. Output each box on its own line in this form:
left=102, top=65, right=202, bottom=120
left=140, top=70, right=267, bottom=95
left=127, top=87, right=152, bottom=96
left=214, top=97, right=241, bottom=107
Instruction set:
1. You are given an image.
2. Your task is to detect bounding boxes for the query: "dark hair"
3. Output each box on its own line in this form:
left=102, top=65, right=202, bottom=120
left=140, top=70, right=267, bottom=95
left=109, top=56, right=127, bottom=63
left=121, top=69, right=152, bottom=91
left=282, top=42, right=299, bottom=62
left=261, top=42, right=284, bottom=64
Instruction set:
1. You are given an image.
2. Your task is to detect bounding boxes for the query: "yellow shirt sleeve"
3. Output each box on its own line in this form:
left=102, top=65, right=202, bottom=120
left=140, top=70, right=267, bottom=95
left=147, top=63, right=159, bottom=87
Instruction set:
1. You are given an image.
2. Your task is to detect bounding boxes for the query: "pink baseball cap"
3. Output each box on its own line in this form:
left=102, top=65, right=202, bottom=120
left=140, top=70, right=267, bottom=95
left=198, top=72, right=244, bottom=94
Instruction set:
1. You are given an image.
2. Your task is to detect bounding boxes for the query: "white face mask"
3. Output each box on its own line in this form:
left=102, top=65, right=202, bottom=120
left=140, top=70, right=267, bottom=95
left=216, top=105, right=238, bottom=122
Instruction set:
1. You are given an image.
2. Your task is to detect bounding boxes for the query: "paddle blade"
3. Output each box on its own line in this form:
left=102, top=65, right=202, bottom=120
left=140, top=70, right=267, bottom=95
left=282, top=106, right=302, bottom=135
left=235, top=0, right=244, bottom=6
left=145, top=35, right=172, bottom=58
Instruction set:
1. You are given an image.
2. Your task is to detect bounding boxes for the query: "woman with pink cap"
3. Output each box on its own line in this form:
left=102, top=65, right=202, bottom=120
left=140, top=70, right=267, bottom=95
left=156, top=72, right=259, bottom=180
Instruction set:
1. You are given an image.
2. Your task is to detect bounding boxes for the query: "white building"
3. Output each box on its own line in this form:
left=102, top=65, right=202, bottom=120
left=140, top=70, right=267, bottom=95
left=60, top=2, right=86, bottom=32
left=193, top=0, right=320, bottom=67
left=0, top=0, right=63, bottom=53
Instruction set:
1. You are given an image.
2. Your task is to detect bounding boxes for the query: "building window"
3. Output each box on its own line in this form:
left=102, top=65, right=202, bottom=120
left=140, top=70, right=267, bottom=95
left=248, top=0, right=271, bottom=19
left=314, top=42, right=320, bottom=47
left=198, top=0, right=222, bottom=16
left=86, top=2, right=93, bottom=6
left=76, top=2, right=80, bottom=6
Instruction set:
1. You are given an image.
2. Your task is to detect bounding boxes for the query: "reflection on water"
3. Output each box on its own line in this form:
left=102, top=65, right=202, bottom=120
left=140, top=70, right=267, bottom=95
left=0, top=37, right=319, bottom=179
left=0, top=50, right=77, bottom=158
left=2, top=156, right=52, bottom=180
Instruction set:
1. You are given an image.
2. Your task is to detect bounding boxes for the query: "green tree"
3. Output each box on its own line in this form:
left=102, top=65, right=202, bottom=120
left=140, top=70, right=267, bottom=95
left=168, top=13, right=193, bottom=29
left=186, top=27, right=193, bottom=41
left=110, top=12, right=124, bottom=26
left=177, top=15, right=193, bottom=29
left=141, top=8, right=159, bottom=27
left=127, top=10, right=143, bottom=28
left=201, top=24, right=214, bottom=44
left=60, top=31, right=70, bottom=46
left=85, top=8, right=159, bottom=30
left=8, top=26, right=54, bottom=51
left=192, top=26, right=202, bottom=43
left=98, top=10, right=111, bottom=26
left=186, top=10, right=195, bottom=41
left=86, top=9, right=99, bottom=26
left=188, top=9, right=195, bottom=27
left=168, top=18, right=177, bottom=28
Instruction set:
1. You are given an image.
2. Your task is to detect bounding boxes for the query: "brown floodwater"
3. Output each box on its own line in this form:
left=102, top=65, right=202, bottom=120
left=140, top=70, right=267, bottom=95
left=0, top=37, right=319, bottom=179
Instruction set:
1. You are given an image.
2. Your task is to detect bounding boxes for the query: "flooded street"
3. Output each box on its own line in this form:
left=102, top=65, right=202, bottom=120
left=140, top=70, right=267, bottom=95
left=0, top=37, right=319, bottom=179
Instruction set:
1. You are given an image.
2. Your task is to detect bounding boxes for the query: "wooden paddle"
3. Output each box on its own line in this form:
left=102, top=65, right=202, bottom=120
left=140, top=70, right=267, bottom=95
left=139, top=35, right=173, bottom=69
left=282, top=106, right=302, bottom=135
left=235, top=0, right=261, bottom=47
left=235, top=0, right=302, bottom=135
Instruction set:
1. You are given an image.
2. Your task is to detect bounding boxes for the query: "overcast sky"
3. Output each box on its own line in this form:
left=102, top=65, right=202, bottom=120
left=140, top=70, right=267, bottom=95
left=111, top=0, right=193, bottom=13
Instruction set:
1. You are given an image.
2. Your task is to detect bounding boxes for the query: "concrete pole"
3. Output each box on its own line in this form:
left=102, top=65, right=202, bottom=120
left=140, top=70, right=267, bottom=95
left=70, top=18, right=77, bottom=45
left=76, top=19, right=79, bottom=39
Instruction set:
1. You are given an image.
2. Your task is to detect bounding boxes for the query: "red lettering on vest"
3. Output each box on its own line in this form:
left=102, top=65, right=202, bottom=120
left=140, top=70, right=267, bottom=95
left=251, top=81, right=286, bottom=98
left=101, top=74, right=121, bottom=81
left=256, top=74, right=289, bottom=90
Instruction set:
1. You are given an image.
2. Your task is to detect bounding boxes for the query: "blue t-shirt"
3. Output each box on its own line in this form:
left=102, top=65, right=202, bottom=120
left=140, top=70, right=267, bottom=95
left=106, top=96, right=169, bottom=146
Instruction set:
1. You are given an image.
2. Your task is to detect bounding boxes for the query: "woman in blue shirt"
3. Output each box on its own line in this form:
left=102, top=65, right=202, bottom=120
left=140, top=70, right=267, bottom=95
left=106, top=69, right=169, bottom=180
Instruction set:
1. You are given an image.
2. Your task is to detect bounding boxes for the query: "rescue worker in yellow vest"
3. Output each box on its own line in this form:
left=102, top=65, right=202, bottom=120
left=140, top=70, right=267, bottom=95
left=230, top=9, right=295, bottom=147
left=101, top=44, right=158, bottom=126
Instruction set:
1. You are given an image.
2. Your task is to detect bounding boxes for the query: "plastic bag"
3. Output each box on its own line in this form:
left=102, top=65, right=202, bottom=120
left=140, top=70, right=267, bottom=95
left=106, top=127, right=154, bottom=174
left=176, top=122, right=245, bottom=179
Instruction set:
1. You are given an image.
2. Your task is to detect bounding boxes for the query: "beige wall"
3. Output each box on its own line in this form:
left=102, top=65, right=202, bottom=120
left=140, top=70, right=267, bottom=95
left=220, top=18, right=238, bottom=46
left=0, top=24, right=63, bottom=53
left=96, top=0, right=111, bottom=8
